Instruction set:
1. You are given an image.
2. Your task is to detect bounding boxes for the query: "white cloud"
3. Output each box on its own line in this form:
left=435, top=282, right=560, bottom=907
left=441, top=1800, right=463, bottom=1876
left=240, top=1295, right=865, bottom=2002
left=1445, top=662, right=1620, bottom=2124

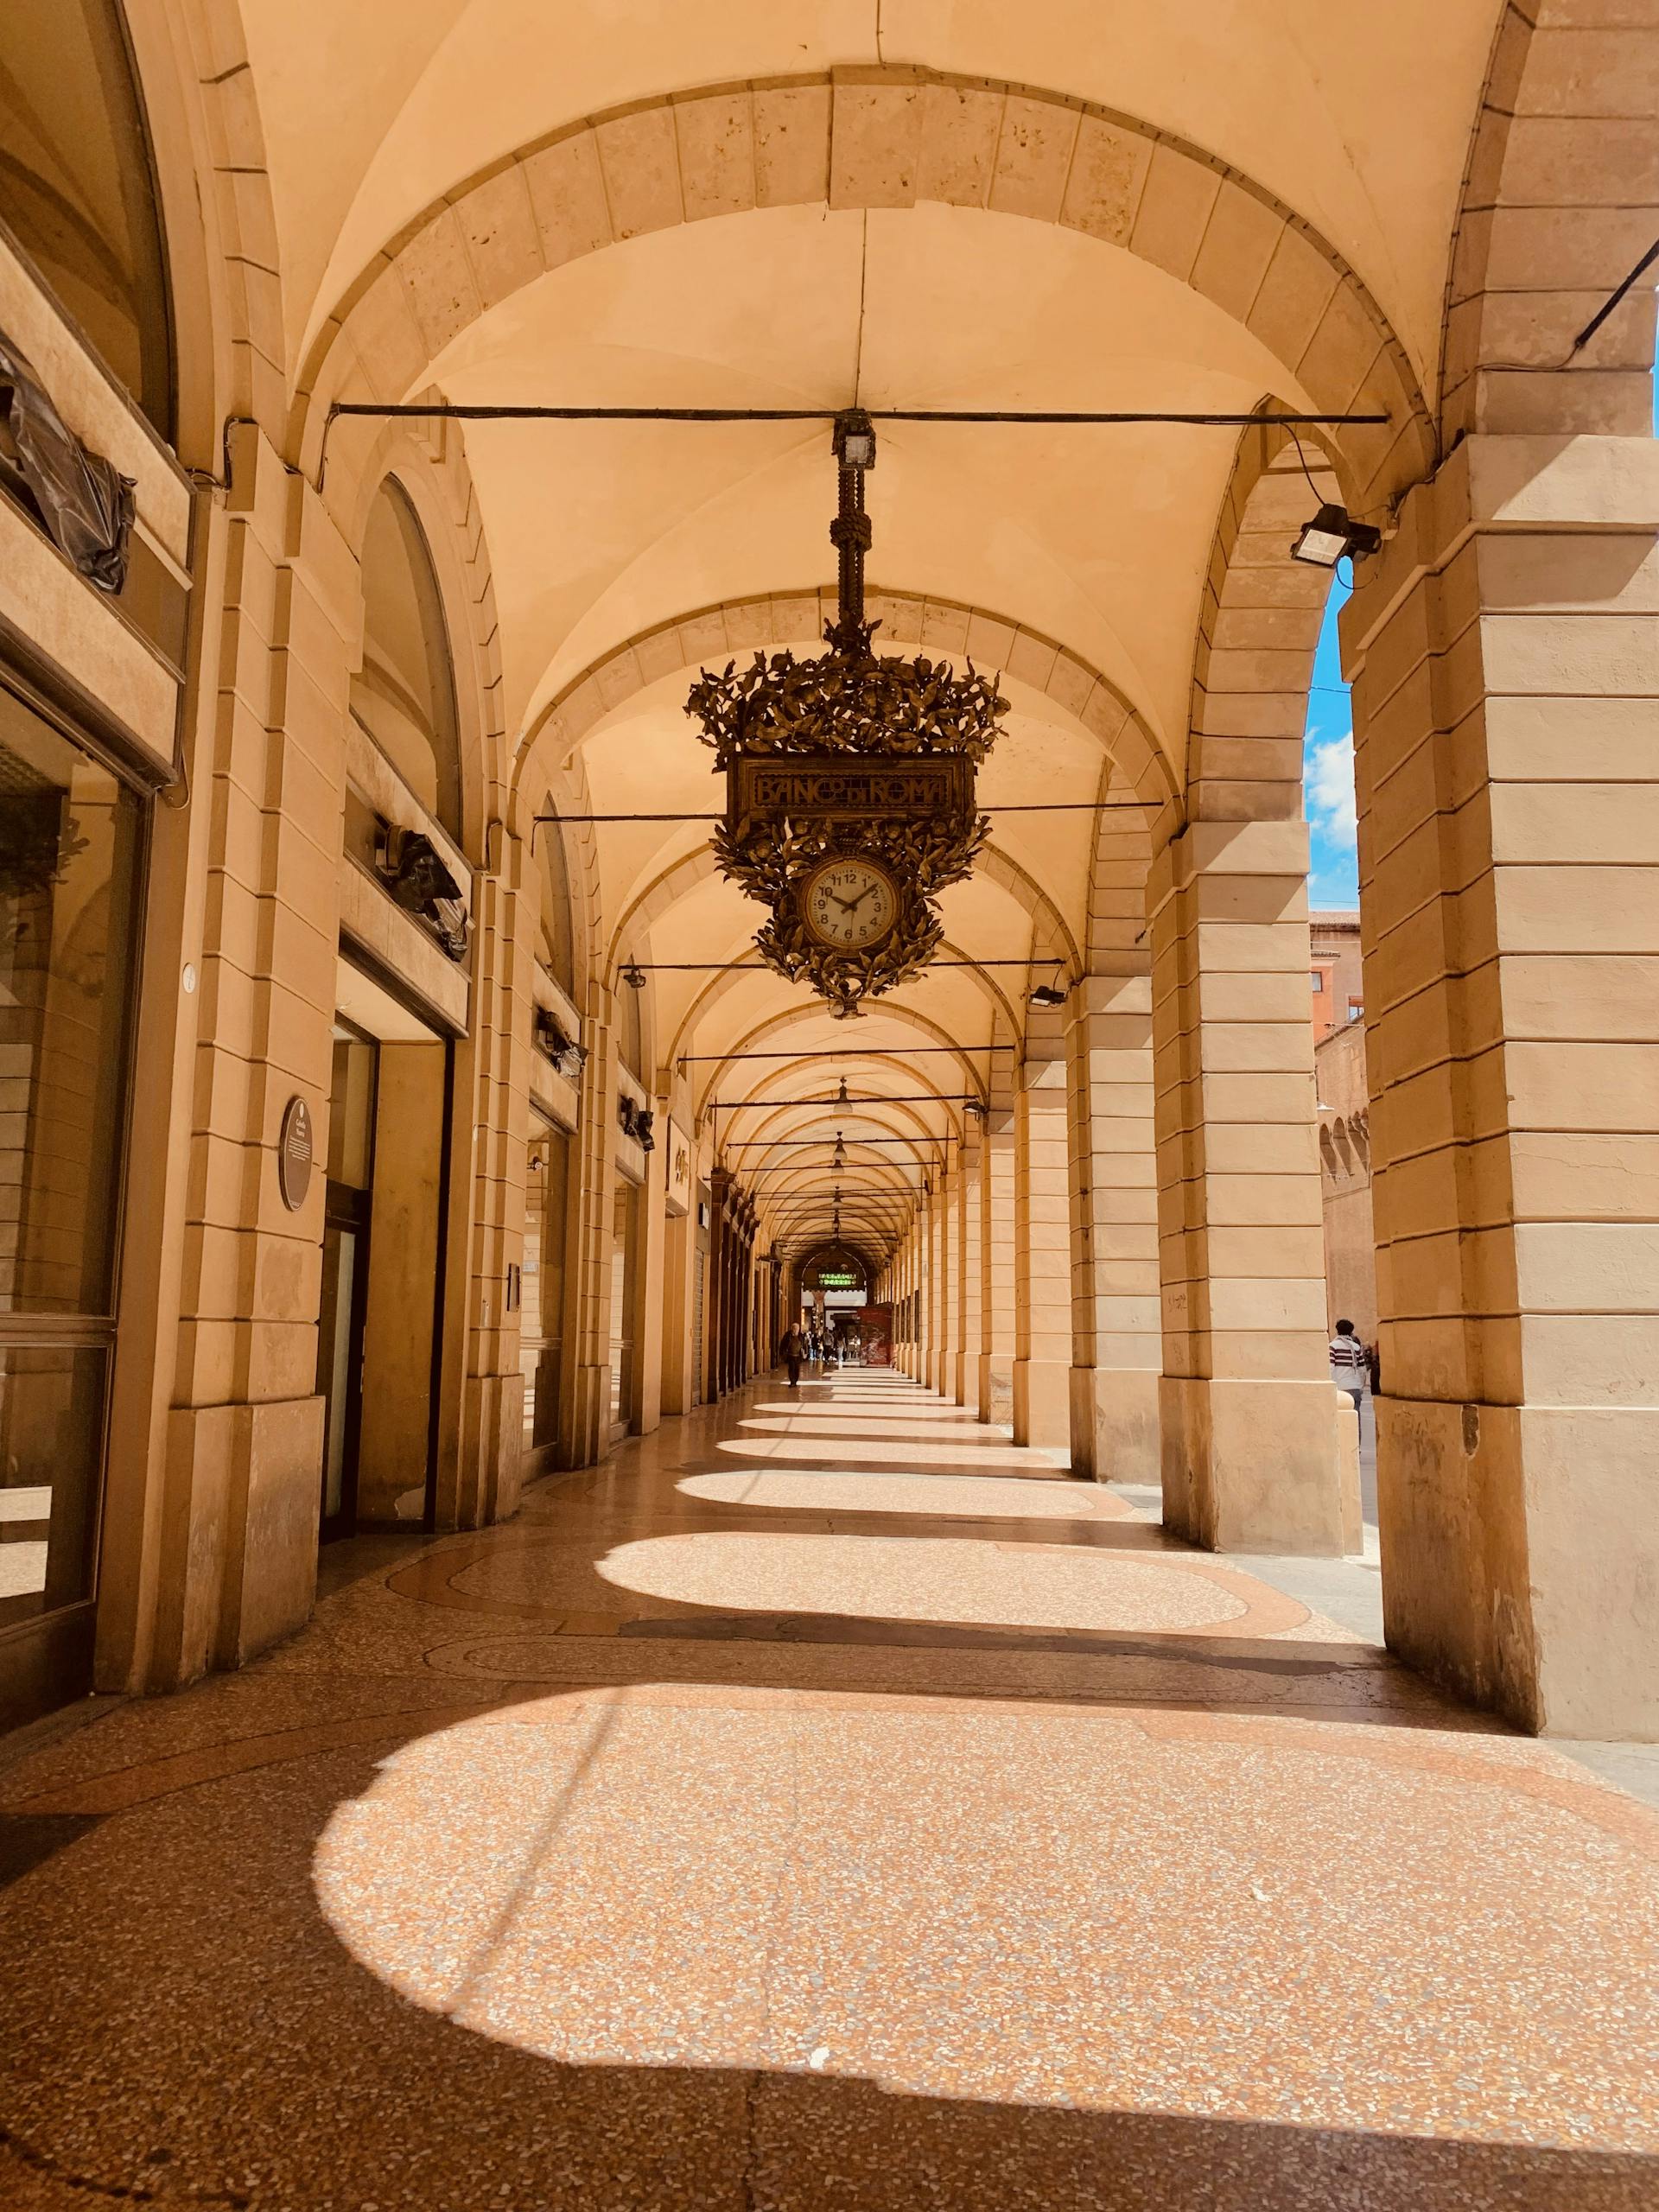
left=1306, top=729, right=1357, bottom=849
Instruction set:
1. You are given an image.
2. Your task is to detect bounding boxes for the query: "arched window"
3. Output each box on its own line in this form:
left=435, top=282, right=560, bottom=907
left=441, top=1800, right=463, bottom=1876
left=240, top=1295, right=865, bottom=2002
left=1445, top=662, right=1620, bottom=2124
left=538, top=811, right=577, bottom=995
left=352, top=480, right=461, bottom=836
left=0, top=0, right=171, bottom=434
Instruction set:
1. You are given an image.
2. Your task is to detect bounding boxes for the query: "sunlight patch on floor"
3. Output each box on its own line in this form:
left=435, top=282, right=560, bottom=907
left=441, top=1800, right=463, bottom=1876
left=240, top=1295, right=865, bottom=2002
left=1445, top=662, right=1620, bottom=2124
left=594, top=1530, right=1247, bottom=1631
left=312, top=1687, right=1659, bottom=2150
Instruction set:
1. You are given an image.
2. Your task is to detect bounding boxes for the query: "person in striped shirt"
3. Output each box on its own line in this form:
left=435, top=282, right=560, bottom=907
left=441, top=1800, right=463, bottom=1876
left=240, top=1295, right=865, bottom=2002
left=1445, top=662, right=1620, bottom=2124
left=1330, top=1319, right=1369, bottom=1413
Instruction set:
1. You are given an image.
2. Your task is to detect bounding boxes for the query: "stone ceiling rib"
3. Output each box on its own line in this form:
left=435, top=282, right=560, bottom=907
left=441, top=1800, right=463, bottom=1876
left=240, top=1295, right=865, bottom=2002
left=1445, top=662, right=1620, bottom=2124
left=297, top=67, right=1434, bottom=516
left=520, top=584, right=1173, bottom=808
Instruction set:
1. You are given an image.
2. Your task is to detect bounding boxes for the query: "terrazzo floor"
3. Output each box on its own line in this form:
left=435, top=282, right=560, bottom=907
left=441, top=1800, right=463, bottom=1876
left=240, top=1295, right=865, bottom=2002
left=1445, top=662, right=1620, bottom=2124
left=1, top=1368, right=1656, bottom=2210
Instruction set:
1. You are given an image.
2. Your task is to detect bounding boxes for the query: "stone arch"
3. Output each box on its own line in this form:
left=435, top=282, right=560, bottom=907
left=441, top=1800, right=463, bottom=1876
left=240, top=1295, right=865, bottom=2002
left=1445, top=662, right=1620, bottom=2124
left=1086, top=761, right=1157, bottom=974
left=119, top=0, right=288, bottom=457
left=339, top=410, right=512, bottom=862
left=518, top=583, right=1176, bottom=807
left=715, top=1065, right=964, bottom=1146
left=353, top=476, right=465, bottom=837
left=296, top=67, right=1433, bottom=512
left=662, top=938, right=1022, bottom=1076
left=687, top=1005, right=990, bottom=1118
left=737, top=1103, right=946, bottom=1185
left=607, top=836, right=1072, bottom=1048
left=1186, top=416, right=1344, bottom=830
left=1440, top=1, right=1659, bottom=443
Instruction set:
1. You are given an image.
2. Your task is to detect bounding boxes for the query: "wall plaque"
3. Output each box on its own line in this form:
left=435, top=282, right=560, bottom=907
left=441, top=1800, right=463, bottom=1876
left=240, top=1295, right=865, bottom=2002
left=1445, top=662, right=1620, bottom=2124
left=278, top=1095, right=314, bottom=1211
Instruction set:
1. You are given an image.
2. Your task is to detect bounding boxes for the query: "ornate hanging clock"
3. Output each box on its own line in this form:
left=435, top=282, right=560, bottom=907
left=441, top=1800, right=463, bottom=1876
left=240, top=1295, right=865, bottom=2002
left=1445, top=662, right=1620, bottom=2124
left=799, top=854, right=899, bottom=951
left=686, top=411, right=1006, bottom=1016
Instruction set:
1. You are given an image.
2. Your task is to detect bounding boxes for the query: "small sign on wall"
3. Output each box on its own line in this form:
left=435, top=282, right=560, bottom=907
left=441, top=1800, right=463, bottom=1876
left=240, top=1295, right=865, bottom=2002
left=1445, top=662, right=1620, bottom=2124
left=278, top=1096, right=314, bottom=1211
left=665, top=1118, right=691, bottom=1217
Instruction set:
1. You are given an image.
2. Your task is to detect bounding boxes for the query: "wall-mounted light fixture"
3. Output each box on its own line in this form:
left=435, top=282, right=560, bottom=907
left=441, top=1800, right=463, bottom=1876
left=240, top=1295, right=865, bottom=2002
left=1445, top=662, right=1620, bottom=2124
left=375, top=824, right=470, bottom=961
left=1291, top=502, right=1381, bottom=569
left=533, top=1007, right=588, bottom=1079
left=1029, top=962, right=1069, bottom=1009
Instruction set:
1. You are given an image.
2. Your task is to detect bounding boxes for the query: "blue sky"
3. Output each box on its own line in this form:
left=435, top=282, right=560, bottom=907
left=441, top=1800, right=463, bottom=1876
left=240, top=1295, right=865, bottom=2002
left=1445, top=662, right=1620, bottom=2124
left=1302, top=574, right=1357, bottom=912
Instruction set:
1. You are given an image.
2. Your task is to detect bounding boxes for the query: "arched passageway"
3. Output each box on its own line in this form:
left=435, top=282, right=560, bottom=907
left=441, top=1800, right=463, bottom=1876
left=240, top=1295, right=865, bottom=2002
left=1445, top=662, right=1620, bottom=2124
left=1, top=1, right=1656, bottom=2199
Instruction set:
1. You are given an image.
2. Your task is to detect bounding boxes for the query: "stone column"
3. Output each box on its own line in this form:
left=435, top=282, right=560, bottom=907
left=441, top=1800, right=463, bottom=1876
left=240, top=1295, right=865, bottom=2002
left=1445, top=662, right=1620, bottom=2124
left=1148, top=818, right=1341, bottom=1553
left=945, top=1148, right=968, bottom=1403
left=980, top=1117, right=1016, bottom=1423
left=626, top=1104, right=668, bottom=1433
left=1013, top=1027, right=1071, bottom=1451
left=558, top=1017, right=618, bottom=1467
left=153, top=427, right=353, bottom=1681
left=959, top=1129, right=984, bottom=1414
left=914, top=1198, right=932, bottom=1388
left=1068, top=976, right=1161, bottom=1484
left=1343, top=430, right=1659, bottom=1737
left=451, top=859, right=530, bottom=1524
left=928, top=1176, right=949, bottom=1393
left=659, top=1162, right=697, bottom=1416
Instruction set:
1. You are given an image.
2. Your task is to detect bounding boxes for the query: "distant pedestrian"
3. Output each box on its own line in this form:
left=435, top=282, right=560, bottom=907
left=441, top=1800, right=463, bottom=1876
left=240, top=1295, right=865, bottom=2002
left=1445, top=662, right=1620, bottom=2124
left=780, top=1323, right=806, bottom=1388
left=1330, top=1319, right=1368, bottom=1415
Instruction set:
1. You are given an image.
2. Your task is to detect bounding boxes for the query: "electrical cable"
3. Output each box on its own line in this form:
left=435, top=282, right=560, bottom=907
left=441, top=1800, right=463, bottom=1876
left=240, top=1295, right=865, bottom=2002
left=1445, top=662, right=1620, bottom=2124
left=680, top=1044, right=1010, bottom=1061
left=535, top=802, right=1155, bottom=823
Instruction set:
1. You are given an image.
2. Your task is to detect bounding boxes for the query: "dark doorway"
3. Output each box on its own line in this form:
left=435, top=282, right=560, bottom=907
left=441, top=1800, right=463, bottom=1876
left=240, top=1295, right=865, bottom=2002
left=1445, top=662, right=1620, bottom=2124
left=316, top=1025, right=377, bottom=1541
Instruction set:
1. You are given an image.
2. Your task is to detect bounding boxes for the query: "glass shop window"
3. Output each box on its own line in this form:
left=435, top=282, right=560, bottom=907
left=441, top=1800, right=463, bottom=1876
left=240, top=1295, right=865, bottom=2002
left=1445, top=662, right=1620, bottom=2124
left=0, top=677, right=143, bottom=1628
left=0, top=685, right=141, bottom=1315
left=0, top=0, right=172, bottom=433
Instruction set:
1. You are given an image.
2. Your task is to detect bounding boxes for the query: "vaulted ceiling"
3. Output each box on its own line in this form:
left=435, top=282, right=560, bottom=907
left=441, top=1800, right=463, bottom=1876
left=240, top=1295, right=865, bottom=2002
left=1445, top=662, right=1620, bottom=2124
left=232, top=1, right=1503, bottom=1264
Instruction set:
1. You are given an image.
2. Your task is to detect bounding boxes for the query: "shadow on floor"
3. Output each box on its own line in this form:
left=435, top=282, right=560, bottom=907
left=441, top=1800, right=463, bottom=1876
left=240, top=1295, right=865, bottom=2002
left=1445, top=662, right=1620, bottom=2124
left=0, top=1729, right=1651, bottom=2212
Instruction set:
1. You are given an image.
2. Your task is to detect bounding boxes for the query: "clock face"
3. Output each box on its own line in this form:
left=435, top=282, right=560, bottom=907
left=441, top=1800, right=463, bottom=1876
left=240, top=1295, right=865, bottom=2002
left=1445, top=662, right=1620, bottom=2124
left=801, top=855, right=899, bottom=951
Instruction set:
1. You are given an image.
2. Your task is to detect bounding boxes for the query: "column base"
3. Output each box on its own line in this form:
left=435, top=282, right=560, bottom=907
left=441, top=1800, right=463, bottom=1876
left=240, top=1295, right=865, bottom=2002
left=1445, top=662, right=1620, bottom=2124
left=1380, top=1398, right=1659, bottom=1739
left=1160, top=1375, right=1342, bottom=1555
left=979, top=1357, right=1014, bottom=1428
left=152, top=1397, right=324, bottom=1683
left=1070, top=1366, right=1160, bottom=1485
left=559, top=1365, right=609, bottom=1471
left=1013, top=1357, right=1071, bottom=1452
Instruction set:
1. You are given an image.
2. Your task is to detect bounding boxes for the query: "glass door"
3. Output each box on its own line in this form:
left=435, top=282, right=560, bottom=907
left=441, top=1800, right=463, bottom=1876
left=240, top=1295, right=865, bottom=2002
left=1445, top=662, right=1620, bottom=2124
left=609, top=1179, right=638, bottom=1442
left=315, top=1026, right=376, bottom=1541
left=520, top=1122, right=569, bottom=1454
left=0, top=677, right=143, bottom=1728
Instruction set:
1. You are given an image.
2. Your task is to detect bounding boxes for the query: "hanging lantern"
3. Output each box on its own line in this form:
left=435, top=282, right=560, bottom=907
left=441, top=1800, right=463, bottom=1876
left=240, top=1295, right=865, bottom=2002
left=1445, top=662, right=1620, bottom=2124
left=687, top=412, right=1006, bottom=1016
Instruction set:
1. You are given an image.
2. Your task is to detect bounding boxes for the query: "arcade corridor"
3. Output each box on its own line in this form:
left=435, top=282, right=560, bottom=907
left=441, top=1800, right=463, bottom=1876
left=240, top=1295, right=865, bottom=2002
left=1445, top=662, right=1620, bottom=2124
left=1, top=1369, right=1654, bottom=2210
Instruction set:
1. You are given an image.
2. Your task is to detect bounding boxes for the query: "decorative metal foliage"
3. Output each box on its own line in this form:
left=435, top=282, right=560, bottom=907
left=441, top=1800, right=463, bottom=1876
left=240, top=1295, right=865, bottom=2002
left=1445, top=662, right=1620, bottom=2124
left=689, top=617, right=1006, bottom=1017
left=688, top=619, right=1007, bottom=770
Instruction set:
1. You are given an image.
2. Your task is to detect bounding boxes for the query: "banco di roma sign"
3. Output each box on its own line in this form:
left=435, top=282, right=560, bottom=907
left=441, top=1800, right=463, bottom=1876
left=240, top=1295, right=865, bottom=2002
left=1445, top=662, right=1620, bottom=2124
left=728, top=753, right=974, bottom=828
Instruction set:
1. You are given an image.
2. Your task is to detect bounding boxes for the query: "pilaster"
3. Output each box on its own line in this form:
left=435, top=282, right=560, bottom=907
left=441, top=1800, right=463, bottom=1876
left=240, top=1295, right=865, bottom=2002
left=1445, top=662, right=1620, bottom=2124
left=150, top=431, right=354, bottom=1682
